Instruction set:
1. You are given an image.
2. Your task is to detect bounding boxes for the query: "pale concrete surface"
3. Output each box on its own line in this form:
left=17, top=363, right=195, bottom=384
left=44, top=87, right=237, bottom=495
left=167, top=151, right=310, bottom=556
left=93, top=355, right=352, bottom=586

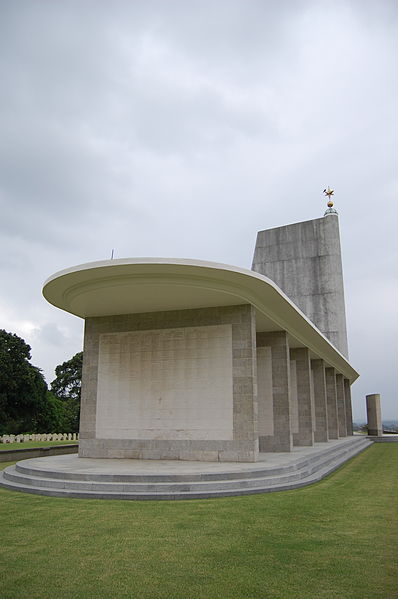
left=257, top=332, right=293, bottom=452
left=11, top=437, right=364, bottom=475
left=290, top=360, right=299, bottom=434
left=312, top=359, right=328, bottom=442
left=366, top=394, right=383, bottom=436
left=368, top=435, right=398, bottom=443
left=252, top=214, right=349, bottom=357
left=80, top=304, right=258, bottom=462
left=42, top=252, right=357, bottom=464
left=43, top=257, right=358, bottom=383
left=336, top=374, right=347, bottom=437
left=96, top=324, right=234, bottom=441
left=291, top=348, right=314, bottom=447
left=325, top=367, right=339, bottom=439
left=256, top=346, right=273, bottom=436
left=344, top=378, right=353, bottom=435
left=0, top=437, right=373, bottom=500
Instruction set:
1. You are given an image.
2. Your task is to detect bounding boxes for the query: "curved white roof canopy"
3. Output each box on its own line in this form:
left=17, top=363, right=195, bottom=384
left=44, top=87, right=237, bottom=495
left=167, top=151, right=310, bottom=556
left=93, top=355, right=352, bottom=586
left=43, top=258, right=359, bottom=382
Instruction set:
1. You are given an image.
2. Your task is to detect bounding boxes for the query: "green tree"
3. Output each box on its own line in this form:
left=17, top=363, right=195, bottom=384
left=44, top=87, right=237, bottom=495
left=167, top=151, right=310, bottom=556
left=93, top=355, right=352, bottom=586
left=50, top=351, right=83, bottom=433
left=0, top=329, right=49, bottom=434
left=38, top=391, right=69, bottom=433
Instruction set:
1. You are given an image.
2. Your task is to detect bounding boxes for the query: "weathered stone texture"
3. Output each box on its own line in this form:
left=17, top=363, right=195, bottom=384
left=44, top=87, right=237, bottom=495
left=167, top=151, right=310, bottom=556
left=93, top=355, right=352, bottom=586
left=366, top=393, right=382, bottom=436
left=79, top=304, right=259, bottom=461
left=256, top=332, right=292, bottom=452
left=311, top=359, right=328, bottom=442
left=252, top=214, right=349, bottom=357
left=325, top=367, right=338, bottom=439
left=290, top=348, right=314, bottom=447
left=336, top=374, right=347, bottom=437
left=344, top=378, right=353, bottom=436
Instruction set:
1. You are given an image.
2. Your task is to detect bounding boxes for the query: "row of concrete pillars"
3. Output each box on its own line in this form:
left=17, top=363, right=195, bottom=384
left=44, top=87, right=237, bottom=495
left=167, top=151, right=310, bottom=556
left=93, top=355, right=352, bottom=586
left=256, top=331, right=353, bottom=452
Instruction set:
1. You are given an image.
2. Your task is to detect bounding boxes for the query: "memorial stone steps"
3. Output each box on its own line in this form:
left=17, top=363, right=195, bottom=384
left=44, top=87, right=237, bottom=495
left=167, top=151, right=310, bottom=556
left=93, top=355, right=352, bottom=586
left=0, top=436, right=372, bottom=500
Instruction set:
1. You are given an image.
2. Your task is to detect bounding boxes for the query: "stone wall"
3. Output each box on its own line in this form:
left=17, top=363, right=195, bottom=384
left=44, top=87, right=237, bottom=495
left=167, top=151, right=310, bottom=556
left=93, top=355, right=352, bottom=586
left=79, top=304, right=259, bottom=462
left=96, top=324, right=234, bottom=441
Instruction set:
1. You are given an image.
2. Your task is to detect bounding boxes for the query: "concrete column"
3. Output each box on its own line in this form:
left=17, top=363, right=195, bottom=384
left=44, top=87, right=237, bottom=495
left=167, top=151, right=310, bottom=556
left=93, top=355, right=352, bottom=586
left=257, top=346, right=273, bottom=439
left=290, top=360, right=298, bottom=436
left=311, top=359, right=328, bottom=442
left=290, top=348, right=314, bottom=447
left=336, top=374, right=347, bottom=437
left=325, top=367, right=338, bottom=439
left=366, top=394, right=382, bottom=436
left=343, top=379, right=353, bottom=436
left=256, top=331, right=292, bottom=452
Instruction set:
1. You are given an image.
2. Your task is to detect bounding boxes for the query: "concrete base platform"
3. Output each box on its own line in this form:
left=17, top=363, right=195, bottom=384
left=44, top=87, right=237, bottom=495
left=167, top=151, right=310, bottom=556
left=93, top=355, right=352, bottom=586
left=0, top=437, right=372, bottom=500
left=367, top=434, right=398, bottom=443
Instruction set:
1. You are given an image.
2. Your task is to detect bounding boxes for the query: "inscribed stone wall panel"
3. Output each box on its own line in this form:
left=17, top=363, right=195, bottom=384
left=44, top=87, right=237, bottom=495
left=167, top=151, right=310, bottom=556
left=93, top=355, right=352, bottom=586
left=79, top=304, right=258, bottom=461
left=96, top=325, right=233, bottom=440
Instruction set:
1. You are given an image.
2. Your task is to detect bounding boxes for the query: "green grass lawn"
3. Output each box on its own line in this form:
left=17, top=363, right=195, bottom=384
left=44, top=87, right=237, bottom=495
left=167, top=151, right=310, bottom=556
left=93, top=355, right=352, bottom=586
left=0, top=441, right=78, bottom=451
left=0, top=444, right=397, bottom=599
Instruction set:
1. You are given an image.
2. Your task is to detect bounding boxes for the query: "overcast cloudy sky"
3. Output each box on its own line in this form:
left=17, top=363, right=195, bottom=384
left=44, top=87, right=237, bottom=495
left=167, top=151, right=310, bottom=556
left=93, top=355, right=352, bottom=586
left=1, top=1, right=397, bottom=421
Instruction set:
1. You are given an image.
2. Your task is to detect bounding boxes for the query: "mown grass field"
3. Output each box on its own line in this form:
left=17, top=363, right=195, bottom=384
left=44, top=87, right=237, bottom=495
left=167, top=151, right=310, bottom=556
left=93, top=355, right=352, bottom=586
left=0, top=441, right=77, bottom=451
left=0, top=444, right=397, bottom=599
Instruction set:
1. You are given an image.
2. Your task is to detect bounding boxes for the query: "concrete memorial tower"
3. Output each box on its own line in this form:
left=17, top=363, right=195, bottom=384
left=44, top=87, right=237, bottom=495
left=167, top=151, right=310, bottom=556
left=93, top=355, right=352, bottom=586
left=252, top=189, right=348, bottom=357
left=41, top=257, right=357, bottom=462
left=37, top=191, right=356, bottom=463
left=1, top=192, right=370, bottom=500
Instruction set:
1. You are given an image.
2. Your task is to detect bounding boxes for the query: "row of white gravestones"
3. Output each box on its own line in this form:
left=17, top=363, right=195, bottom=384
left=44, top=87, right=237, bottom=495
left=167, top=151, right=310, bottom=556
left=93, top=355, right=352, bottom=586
left=0, top=433, right=79, bottom=443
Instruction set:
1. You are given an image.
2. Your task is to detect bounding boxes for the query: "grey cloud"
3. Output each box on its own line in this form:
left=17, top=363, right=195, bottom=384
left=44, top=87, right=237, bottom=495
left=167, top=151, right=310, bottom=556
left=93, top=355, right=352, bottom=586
left=0, top=0, right=397, bottom=419
left=36, top=322, right=69, bottom=346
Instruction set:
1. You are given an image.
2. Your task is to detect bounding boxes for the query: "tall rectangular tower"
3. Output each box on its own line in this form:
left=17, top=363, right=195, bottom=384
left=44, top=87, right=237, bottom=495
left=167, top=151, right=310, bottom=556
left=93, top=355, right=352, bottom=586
left=252, top=212, right=349, bottom=357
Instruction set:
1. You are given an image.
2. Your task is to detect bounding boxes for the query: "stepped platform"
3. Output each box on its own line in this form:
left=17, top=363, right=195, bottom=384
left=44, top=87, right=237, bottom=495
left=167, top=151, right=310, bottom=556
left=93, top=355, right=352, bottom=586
left=369, top=434, right=398, bottom=442
left=0, top=436, right=372, bottom=500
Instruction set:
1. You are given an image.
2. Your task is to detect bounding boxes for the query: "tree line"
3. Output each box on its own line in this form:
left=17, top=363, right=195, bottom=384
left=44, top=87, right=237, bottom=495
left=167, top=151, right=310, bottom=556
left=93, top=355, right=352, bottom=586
left=0, top=329, right=82, bottom=435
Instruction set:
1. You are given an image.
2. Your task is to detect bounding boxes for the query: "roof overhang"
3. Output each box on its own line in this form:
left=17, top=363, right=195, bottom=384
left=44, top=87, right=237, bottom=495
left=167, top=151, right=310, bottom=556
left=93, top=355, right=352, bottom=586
left=43, top=258, right=359, bottom=383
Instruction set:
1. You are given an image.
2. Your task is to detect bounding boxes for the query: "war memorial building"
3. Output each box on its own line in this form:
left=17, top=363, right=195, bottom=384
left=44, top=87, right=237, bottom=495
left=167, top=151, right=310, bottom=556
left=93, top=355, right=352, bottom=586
left=42, top=202, right=358, bottom=463
left=1, top=200, right=371, bottom=499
